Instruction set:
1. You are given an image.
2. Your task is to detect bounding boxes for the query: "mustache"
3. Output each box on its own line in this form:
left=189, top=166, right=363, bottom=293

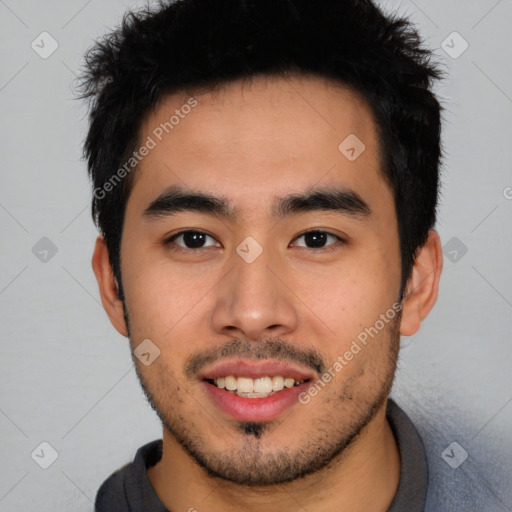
left=184, top=338, right=327, bottom=379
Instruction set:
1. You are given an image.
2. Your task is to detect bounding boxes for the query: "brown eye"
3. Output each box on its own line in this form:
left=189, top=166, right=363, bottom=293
left=167, top=230, right=220, bottom=249
left=292, top=230, right=341, bottom=249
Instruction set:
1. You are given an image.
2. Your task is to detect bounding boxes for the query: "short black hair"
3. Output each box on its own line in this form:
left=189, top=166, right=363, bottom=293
left=79, top=0, right=443, bottom=299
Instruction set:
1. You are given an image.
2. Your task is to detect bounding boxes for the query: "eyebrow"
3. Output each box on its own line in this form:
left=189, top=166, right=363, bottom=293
left=143, top=184, right=371, bottom=222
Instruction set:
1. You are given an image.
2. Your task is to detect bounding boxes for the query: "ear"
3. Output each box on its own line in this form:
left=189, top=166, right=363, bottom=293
left=91, top=235, right=129, bottom=337
left=400, top=230, right=443, bottom=336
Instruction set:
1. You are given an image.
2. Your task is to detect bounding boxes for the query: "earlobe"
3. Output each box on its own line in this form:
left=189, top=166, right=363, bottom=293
left=399, top=230, right=443, bottom=336
left=91, top=236, right=129, bottom=337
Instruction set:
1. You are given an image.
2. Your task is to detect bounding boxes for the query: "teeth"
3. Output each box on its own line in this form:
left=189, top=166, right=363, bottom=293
left=225, top=376, right=237, bottom=391
left=212, top=375, right=304, bottom=395
left=254, top=377, right=273, bottom=394
left=237, top=377, right=254, bottom=393
left=284, top=377, right=295, bottom=389
left=272, top=376, right=284, bottom=391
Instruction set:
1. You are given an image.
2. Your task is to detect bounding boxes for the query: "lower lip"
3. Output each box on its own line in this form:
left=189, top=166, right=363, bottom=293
left=203, top=381, right=310, bottom=422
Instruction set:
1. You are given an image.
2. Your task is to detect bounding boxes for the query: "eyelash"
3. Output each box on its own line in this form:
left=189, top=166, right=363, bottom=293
left=164, top=229, right=347, bottom=252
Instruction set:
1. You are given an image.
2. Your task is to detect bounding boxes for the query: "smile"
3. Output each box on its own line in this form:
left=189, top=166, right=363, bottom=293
left=199, top=359, right=316, bottom=422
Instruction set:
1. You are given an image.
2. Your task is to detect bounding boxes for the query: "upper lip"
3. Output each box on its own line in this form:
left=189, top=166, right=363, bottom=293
left=198, top=358, right=317, bottom=381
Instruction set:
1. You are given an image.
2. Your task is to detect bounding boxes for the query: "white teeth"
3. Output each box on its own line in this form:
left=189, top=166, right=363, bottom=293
left=272, top=376, right=284, bottom=391
left=284, top=377, right=295, bottom=388
left=212, top=375, right=305, bottom=395
left=225, top=376, right=237, bottom=391
left=236, top=377, right=254, bottom=393
left=254, top=376, right=273, bottom=394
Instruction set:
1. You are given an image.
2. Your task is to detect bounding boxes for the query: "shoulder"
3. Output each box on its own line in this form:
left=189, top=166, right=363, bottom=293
left=94, top=440, right=164, bottom=512
left=95, top=462, right=131, bottom=511
left=385, top=398, right=429, bottom=512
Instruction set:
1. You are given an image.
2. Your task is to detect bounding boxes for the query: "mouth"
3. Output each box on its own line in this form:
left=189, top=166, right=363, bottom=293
left=199, top=359, right=315, bottom=422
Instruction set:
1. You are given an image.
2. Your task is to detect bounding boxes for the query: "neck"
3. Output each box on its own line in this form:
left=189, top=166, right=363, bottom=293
left=148, top=399, right=400, bottom=512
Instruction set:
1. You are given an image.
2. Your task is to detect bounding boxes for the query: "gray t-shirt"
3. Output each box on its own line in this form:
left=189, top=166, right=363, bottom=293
left=95, top=398, right=428, bottom=511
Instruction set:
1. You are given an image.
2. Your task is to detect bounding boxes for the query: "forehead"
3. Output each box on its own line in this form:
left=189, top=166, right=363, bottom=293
left=130, top=74, right=388, bottom=214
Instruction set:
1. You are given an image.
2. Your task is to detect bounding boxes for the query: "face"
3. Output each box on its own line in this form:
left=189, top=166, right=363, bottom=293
left=118, top=75, right=403, bottom=485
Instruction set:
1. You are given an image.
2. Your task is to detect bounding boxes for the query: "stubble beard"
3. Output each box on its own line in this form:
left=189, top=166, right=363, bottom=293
left=132, top=317, right=401, bottom=487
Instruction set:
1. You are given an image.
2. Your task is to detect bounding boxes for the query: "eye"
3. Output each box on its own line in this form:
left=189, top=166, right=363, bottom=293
left=166, top=230, right=221, bottom=250
left=291, top=230, right=344, bottom=250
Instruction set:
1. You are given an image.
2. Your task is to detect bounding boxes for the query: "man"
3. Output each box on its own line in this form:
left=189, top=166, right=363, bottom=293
left=80, top=0, right=443, bottom=510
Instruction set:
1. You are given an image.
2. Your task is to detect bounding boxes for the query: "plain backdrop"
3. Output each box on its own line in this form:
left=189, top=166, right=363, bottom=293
left=0, top=1, right=511, bottom=510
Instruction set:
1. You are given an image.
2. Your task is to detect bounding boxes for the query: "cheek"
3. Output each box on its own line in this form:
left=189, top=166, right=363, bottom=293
left=120, top=242, right=217, bottom=336
left=298, top=256, right=399, bottom=343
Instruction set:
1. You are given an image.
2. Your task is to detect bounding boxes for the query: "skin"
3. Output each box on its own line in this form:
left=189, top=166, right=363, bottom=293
left=92, top=74, right=443, bottom=512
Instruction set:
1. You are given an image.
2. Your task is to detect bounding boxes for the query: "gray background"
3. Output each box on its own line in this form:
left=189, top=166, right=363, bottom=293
left=0, top=0, right=511, bottom=510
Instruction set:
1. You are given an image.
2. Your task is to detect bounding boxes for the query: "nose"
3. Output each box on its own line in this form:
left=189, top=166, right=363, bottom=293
left=210, top=244, right=299, bottom=341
